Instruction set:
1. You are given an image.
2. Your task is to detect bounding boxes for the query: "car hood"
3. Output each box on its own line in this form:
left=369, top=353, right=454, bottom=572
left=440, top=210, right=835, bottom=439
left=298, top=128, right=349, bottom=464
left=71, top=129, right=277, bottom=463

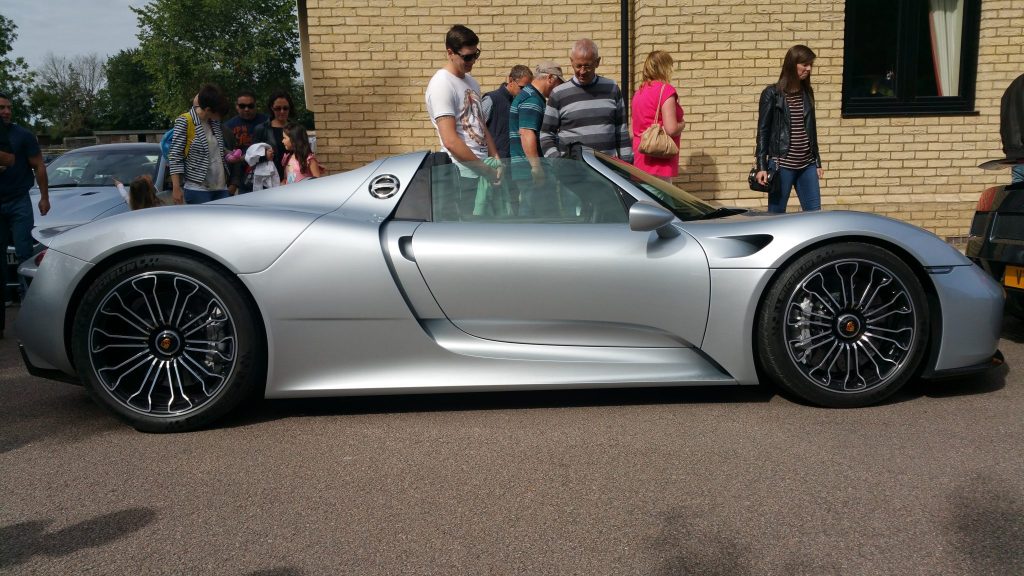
left=30, top=185, right=128, bottom=228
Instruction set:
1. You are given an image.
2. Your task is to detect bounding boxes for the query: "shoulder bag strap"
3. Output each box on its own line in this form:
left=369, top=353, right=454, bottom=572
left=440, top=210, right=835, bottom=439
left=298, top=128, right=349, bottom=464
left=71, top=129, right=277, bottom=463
left=653, top=83, right=667, bottom=126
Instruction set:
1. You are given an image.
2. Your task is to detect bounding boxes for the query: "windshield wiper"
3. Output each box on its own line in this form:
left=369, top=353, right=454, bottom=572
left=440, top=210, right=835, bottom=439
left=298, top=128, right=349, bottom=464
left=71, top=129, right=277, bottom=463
left=47, top=183, right=80, bottom=188
left=695, top=207, right=745, bottom=220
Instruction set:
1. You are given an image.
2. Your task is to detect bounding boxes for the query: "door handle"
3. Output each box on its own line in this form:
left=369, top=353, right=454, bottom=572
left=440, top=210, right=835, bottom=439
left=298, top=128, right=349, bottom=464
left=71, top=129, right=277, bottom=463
left=398, top=236, right=415, bottom=262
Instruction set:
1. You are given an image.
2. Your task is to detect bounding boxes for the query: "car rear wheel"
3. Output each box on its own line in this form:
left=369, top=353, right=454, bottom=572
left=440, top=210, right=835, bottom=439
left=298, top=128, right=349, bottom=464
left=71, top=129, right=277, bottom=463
left=757, top=243, right=929, bottom=407
left=71, top=254, right=263, bottom=432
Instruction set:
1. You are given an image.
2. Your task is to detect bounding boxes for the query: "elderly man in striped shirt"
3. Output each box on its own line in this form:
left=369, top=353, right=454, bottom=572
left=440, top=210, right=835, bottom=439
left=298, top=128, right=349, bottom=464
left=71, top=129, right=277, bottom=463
left=539, top=39, right=632, bottom=163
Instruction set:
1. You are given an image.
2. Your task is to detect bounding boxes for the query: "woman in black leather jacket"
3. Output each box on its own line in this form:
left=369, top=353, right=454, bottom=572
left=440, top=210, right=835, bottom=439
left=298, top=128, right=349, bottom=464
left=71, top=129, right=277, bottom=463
left=253, top=90, right=294, bottom=182
left=755, top=45, right=823, bottom=213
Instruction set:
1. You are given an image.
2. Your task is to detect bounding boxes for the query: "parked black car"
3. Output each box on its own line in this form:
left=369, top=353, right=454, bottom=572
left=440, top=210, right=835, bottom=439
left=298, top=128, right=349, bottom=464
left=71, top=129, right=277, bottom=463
left=967, top=179, right=1024, bottom=318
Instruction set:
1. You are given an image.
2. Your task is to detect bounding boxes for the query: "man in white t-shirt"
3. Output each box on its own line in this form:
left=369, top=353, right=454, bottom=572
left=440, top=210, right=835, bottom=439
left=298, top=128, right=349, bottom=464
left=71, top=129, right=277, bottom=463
left=425, top=24, right=501, bottom=193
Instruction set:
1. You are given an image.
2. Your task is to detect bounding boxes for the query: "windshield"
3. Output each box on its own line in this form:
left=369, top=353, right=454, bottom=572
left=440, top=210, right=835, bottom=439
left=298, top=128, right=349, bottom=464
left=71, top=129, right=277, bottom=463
left=46, top=149, right=160, bottom=188
left=592, top=152, right=719, bottom=220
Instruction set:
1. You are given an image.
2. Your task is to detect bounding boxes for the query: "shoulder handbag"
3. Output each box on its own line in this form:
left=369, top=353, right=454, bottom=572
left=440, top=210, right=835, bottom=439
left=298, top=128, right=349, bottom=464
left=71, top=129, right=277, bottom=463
left=638, top=84, right=680, bottom=158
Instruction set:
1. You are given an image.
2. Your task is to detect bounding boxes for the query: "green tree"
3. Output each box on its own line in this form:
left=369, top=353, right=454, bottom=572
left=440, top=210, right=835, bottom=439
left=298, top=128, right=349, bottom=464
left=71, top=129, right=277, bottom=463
left=0, top=15, right=35, bottom=125
left=96, top=49, right=163, bottom=130
left=29, top=54, right=105, bottom=139
left=133, top=0, right=300, bottom=120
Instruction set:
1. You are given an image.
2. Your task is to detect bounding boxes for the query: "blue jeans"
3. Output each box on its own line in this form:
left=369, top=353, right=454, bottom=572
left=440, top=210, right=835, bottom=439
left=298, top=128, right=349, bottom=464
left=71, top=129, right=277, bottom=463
left=1, top=194, right=34, bottom=305
left=184, top=188, right=230, bottom=205
left=1012, top=164, right=1024, bottom=184
left=768, top=162, right=821, bottom=213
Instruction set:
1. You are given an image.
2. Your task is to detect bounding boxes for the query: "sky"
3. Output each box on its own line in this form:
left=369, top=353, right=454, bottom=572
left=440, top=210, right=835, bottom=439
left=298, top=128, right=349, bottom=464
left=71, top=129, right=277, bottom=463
left=8, top=0, right=146, bottom=70
left=7, top=0, right=302, bottom=79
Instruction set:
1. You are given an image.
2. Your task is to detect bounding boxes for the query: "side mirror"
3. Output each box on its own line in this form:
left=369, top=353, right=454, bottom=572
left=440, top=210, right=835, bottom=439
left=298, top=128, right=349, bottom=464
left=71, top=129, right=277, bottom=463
left=629, top=202, right=680, bottom=238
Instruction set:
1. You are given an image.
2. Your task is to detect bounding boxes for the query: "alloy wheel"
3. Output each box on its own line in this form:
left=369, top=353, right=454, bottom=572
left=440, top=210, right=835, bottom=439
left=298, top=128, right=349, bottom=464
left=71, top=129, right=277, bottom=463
left=783, top=259, right=917, bottom=394
left=87, top=272, right=237, bottom=416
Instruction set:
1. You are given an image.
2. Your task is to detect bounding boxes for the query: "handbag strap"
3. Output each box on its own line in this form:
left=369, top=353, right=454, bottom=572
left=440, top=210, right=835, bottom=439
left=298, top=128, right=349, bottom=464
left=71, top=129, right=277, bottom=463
left=653, top=83, right=667, bottom=125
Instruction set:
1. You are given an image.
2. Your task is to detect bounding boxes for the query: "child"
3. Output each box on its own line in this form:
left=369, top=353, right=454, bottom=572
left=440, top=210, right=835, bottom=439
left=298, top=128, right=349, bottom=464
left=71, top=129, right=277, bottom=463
left=281, top=122, right=322, bottom=184
left=114, top=174, right=165, bottom=210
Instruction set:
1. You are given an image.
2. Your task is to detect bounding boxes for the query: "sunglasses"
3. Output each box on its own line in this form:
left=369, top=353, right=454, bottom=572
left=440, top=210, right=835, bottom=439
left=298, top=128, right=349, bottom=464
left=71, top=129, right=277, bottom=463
left=273, top=106, right=290, bottom=112
left=454, top=49, right=481, bottom=63
left=237, top=103, right=255, bottom=109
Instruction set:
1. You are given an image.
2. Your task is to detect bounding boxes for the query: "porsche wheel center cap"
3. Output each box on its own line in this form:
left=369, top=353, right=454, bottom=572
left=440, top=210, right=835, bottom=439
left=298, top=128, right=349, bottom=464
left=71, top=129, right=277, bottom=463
left=836, top=314, right=862, bottom=339
left=153, top=330, right=182, bottom=356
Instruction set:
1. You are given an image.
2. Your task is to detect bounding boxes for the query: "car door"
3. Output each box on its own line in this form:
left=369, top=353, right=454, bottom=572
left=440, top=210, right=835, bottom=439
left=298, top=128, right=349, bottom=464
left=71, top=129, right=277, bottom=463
left=405, top=157, right=711, bottom=348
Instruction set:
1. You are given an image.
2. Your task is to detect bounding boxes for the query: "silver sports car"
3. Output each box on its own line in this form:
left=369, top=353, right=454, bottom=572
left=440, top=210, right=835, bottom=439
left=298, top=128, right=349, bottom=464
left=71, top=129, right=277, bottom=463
left=17, top=150, right=1004, bottom=432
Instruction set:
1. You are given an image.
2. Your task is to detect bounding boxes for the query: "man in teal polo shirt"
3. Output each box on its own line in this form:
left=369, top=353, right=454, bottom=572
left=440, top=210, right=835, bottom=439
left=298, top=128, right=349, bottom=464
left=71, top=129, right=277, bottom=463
left=509, top=61, right=563, bottom=215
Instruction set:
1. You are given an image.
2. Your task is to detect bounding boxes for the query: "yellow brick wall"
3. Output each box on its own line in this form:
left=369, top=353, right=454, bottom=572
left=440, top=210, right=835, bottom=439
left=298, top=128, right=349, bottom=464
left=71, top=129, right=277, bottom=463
left=303, top=0, right=626, bottom=166
left=305, top=0, right=1024, bottom=238
left=635, top=0, right=1024, bottom=238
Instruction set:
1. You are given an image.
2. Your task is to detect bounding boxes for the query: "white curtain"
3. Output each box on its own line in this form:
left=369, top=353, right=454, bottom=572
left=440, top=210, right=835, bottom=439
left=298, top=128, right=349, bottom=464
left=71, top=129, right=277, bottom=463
left=929, top=0, right=964, bottom=96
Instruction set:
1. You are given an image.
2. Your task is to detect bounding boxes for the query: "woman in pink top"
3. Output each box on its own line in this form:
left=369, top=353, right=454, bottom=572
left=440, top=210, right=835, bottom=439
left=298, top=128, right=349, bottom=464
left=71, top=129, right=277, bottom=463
left=631, top=51, right=685, bottom=181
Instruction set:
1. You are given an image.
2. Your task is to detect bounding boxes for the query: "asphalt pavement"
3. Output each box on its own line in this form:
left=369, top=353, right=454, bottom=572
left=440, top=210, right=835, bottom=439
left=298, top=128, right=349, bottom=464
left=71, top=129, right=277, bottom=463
left=1, top=306, right=1022, bottom=575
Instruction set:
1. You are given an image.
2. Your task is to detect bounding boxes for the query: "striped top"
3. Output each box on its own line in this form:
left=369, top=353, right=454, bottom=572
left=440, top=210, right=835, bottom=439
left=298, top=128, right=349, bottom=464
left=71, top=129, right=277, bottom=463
left=167, top=107, right=228, bottom=188
left=539, top=76, right=632, bottom=162
left=777, top=91, right=813, bottom=169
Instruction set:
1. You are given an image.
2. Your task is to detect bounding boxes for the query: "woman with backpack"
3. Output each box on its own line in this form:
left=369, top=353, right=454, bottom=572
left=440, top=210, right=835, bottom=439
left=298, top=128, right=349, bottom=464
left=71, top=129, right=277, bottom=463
left=167, top=84, right=231, bottom=205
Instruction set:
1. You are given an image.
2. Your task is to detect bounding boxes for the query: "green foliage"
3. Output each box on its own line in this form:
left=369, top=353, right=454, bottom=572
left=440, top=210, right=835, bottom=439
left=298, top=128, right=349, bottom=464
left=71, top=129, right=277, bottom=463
left=0, top=15, right=35, bottom=126
left=133, top=0, right=300, bottom=121
left=96, top=49, right=163, bottom=130
left=29, top=54, right=106, bottom=139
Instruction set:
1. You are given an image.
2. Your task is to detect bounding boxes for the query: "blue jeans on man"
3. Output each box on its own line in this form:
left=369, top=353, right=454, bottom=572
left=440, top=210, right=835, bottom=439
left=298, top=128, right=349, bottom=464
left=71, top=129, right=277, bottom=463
left=1, top=194, right=33, bottom=306
left=184, top=188, right=230, bottom=204
left=768, top=161, right=821, bottom=213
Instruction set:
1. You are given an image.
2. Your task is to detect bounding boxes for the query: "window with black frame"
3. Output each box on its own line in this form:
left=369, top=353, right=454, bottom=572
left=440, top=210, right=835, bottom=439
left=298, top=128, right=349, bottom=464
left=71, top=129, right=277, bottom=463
left=842, top=0, right=980, bottom=117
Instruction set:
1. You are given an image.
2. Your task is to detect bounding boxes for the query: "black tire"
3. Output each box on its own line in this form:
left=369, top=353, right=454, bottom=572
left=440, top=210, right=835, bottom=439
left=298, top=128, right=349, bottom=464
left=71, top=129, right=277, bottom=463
left=1006, top=291, right=1024, bottom=321
left=71, top=253, right=263, bottom=432
left=757, top=243, right=929, bottom=407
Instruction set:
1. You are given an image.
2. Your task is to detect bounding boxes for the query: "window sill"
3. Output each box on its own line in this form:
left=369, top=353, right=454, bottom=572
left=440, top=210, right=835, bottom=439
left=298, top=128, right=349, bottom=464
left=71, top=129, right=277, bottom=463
left=841, top=108, right=981, bottom=119
left=842, top=95, right=979, bottom=118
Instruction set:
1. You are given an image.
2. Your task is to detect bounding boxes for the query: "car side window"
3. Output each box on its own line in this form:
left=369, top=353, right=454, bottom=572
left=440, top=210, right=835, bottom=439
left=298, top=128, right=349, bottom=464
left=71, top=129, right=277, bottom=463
left=430, top=158, right=627, bottom=224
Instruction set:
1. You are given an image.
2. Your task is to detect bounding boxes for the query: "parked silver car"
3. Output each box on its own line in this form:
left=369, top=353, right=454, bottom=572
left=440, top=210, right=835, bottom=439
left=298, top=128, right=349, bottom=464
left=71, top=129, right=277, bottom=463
left=33, top=142, right=170, bottom=224
left=7, top=143, right=170, bottom=287
left=17, top=150, right=1004, bottom=432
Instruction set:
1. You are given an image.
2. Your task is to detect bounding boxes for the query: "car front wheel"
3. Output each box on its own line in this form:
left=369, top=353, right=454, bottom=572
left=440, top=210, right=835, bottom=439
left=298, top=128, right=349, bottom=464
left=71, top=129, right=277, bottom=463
left=757, top=243, right=929, bottom=407
left=71, top=253, right=263, bottom=432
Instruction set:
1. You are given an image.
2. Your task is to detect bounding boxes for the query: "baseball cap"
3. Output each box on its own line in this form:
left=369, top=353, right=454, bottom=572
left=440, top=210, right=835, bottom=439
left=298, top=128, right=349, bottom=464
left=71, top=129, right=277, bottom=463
left=535, top=61, right=565, bottom=82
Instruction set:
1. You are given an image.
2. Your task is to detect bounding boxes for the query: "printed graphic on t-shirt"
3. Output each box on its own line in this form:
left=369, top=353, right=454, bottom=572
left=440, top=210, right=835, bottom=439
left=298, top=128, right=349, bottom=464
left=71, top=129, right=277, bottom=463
left=460, top=89, right=487, bottom=148
left=231, top=125, right=255, bottom=149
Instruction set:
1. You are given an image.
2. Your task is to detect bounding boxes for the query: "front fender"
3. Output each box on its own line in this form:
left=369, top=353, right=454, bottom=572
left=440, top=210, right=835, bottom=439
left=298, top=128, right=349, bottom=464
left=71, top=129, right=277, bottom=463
left=684, top=211, right=970, bottom=269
